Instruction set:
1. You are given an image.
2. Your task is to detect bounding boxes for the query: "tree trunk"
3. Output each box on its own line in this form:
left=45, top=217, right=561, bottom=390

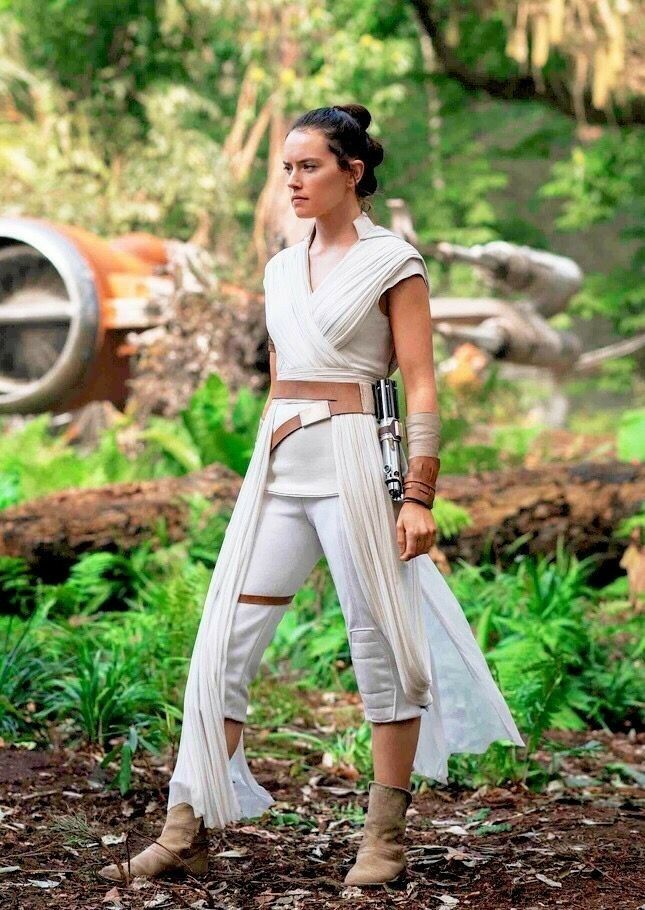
left=1, top=460, right=642, bottom=583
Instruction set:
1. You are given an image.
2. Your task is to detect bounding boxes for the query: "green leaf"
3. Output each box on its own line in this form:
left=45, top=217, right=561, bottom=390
left=474, top=822, right=512, bottom=835
left=617, top=409, right=645, bottom=461
left=118, top=743, right=132, bottom=795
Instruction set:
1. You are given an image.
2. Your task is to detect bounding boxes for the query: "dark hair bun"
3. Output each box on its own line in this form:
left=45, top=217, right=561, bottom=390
left=334, top=103, right=372, bottom=132
left=364, top=133, right=384, bottom=169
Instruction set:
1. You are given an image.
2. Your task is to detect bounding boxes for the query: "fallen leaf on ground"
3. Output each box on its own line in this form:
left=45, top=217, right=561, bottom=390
left=101, top=832, right=127, bottom=846
left=535, top=873, right=562, bottom=887
left=102, top=886, right=122, bottom=906
left=143, top=892, right=171, bottom=908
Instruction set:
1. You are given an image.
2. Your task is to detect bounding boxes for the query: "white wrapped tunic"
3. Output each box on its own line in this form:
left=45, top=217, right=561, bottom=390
left=265, top=217, right=427, bottom=496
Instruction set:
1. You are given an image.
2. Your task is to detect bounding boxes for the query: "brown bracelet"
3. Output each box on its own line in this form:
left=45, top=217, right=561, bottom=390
left=402, top=496, right=433, bottom=510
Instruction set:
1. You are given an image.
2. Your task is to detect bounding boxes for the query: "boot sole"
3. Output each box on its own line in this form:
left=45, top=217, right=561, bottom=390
left=160, top=860, right=209, bottom=881
left=97, top=851, right=209, bottom=884
left=96, top=865, right=209, bottom=885
left=344, top=868, right=408, bottom=888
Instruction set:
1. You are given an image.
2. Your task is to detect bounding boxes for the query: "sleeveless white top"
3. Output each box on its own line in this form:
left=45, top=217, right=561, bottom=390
left=265, top=214, right=429, bottom=496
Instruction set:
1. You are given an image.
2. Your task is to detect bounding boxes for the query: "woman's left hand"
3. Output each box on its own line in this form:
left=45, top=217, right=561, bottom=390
left=396, top=502, right=437, bottom=561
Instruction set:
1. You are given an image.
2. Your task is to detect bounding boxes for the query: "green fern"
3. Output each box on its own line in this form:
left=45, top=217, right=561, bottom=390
left=0, top=556, right=36, bottom=616
left=138, top=418, right=203, bottom=473
left=0, top=468, right=21, bottom=509
left=617, top=408, right=645, bottom=461
left=180, top=374, right=263, bottom=475
left=431, top=497, right=473, bottom=540
left=0, top=606, right=50, bottom=739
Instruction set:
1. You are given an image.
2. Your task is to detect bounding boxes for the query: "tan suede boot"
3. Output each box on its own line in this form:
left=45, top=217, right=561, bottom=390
left=343, top=781, right=412, bottom=886
left=98, top=802, right=209, bottom=884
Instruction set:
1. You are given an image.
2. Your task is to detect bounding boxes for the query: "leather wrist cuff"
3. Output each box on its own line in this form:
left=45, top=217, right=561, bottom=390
left=403, top=455, right=440, bottom=509
left=402, top=496, right=432, bottom=510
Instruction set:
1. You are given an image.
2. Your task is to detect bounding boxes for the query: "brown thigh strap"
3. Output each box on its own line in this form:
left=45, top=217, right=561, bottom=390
left=238, top=593, right=293, bottom=605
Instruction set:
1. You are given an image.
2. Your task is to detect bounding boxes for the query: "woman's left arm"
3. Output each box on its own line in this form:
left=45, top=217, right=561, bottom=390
left=387, top=273, right=440, bottom=560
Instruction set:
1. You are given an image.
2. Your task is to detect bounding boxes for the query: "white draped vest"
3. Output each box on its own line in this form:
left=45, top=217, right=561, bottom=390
left=167, top=212, right=525, bottom=830
left=265, top=213, right=427, bottom=495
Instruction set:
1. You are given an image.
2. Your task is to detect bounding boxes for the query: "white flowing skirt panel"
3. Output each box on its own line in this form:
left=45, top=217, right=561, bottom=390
left=167, top=412, right=276, bottom=827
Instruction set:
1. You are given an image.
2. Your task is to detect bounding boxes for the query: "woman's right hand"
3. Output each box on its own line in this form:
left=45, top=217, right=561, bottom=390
left=396, top=502, right=437, bottom=560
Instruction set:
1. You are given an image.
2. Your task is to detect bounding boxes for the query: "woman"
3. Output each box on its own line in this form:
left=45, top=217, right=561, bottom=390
left=99, top=104, right=524, bottom=888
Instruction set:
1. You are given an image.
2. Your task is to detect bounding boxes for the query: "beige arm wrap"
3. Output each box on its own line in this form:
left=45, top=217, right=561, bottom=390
left=403, top=412, right=441, bottom=509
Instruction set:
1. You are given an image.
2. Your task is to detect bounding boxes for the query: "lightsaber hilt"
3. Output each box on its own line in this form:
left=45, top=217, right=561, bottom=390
left=372, top=378, right=405, bottom=502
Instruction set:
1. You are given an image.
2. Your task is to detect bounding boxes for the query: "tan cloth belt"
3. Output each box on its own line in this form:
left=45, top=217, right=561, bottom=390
left=269, top=379, right=375, bottom=452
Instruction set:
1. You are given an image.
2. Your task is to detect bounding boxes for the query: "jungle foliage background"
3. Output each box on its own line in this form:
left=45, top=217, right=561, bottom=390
left=0, top=4, right=643, bottom=903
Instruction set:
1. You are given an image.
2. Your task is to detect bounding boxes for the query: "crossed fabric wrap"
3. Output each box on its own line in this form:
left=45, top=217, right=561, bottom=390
left=167, top=216, right=525, bottom=829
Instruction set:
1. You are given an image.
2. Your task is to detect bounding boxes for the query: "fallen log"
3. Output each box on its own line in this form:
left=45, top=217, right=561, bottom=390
left=441, top=460, right=643, bottom=582
left=0, top=461, right=642, bottom=583
left=0, top=463, right=240, bottom=577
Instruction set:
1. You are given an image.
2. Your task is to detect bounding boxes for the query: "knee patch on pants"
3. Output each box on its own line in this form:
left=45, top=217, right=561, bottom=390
left=224, top=600, right=290, bottom=722
left=349, top=627, right=397, bottom=723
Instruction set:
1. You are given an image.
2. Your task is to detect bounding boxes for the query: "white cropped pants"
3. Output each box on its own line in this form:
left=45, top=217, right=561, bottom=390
left=223, top=491, right=423, bottom=725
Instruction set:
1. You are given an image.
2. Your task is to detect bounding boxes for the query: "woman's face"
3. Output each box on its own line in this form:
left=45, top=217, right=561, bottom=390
left=283, top=128, right=364, bottom=219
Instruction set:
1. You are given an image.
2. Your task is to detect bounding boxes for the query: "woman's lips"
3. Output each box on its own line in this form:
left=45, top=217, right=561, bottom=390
left=292, top=197, right=307, bottom=202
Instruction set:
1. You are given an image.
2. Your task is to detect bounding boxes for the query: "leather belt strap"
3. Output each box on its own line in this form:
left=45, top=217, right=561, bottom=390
left=269, top=379, right=375, bottom=452
left=239, top=593, right=293, bottom=605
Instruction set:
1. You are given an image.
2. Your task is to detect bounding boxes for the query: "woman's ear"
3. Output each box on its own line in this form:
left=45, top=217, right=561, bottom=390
left=350, top=158, right=364, bottom=185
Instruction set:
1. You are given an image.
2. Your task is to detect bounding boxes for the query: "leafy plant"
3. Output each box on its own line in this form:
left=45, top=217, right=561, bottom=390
left=42, top=551, right=149, bottom=619
left=36, top=641, right=163, bottom=747
left=431, top=498, right=473, bottom=540
left=0, top=468, right=21, bottom=509
left=617, top=408, right=645, bottom=461
left=0, top=608, right=49, bottom=739
left=321, top=721, right=374, bottom=778
left=180, top=374, right=263, bottom=476
left=264, top=721, right=374, bottom=781
left=0, top=556, right=36, bottom=616
left=100, top=724, right=159, bottom=795
left=265, top=577, right=354, bottom=692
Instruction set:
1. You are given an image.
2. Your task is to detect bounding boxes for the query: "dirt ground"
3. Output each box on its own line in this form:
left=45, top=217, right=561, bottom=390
left=1, top=726, right=643, bottom=910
